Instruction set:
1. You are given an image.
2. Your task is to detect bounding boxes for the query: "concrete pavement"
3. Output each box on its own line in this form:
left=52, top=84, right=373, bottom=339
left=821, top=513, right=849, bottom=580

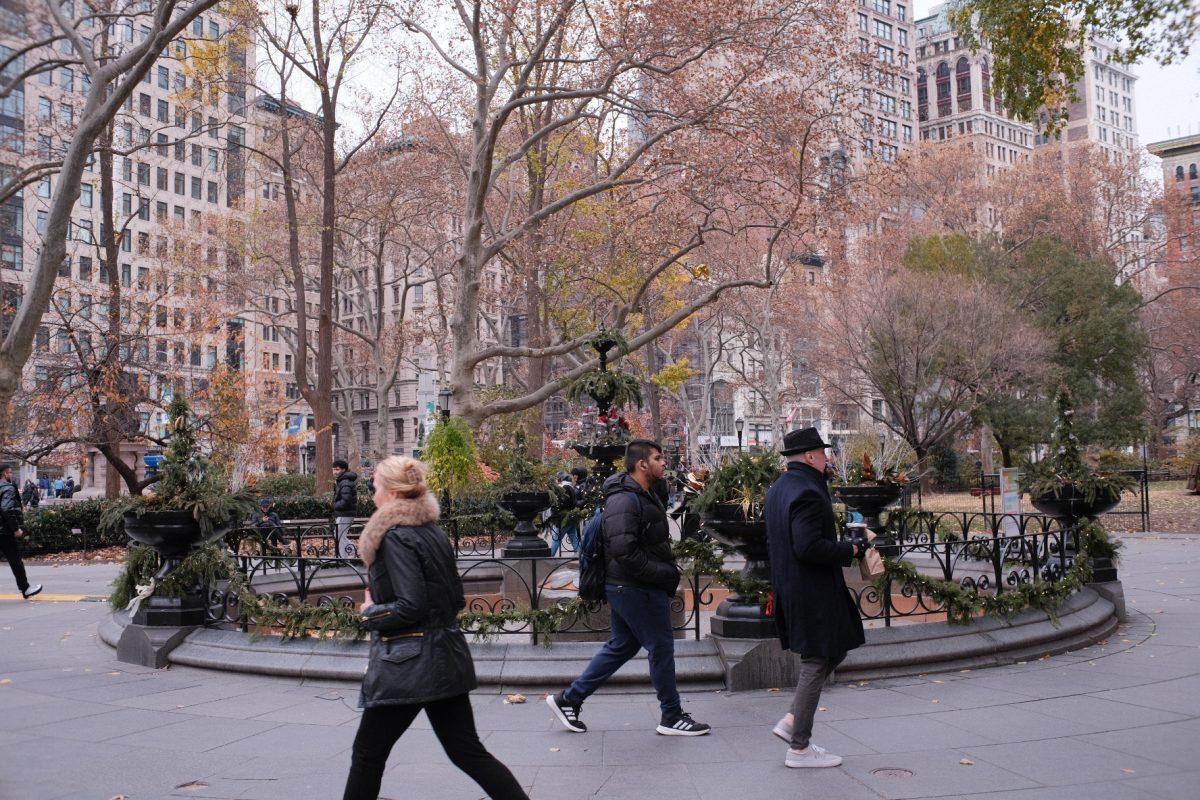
left=1, top=532, right=1198, bottom=799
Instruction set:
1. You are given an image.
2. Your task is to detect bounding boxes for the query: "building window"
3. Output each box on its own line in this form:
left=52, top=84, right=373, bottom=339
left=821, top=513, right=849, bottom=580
left=936, top=62, right=951, bottom=117
left=917, top=67, right=928, bottom=121
left=955, top=57, right=972, bottom=111
left=981, top=59, right=992, bottom=112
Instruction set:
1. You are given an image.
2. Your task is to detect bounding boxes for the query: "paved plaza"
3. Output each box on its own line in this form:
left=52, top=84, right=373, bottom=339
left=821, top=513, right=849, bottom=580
left=1, top=532, right=1198, bottom=800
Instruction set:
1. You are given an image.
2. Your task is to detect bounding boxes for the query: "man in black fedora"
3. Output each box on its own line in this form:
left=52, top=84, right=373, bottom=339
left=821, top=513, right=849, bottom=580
left=763, top=427, right=864, bottom=769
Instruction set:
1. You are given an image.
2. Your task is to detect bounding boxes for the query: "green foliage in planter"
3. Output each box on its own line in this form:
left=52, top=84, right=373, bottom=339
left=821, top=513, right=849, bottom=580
left=109, top=544, right=234, bottom=608
left=672, top=537, right=771, bottom=604
left=424, top=417, right=483, bottom=499
left=1021, top=386, right=1136, bottom=505
left=565, top=369, right=643, bottom=411
left=495, top=430, right=560, bottom=495
left=99, top=397, right=259, bottom=537
left=445, top=484, right=513, bottom=535
left=690, top=450, right=782, bottom=517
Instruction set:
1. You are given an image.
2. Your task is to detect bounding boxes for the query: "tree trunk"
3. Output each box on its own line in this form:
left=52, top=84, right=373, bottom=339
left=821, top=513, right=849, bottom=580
left=915, top=445, right=933, bottom=495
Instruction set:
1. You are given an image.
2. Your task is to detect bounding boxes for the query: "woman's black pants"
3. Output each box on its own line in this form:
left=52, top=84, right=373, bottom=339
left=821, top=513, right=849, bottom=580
left=343, top=693, right=528, bottom=800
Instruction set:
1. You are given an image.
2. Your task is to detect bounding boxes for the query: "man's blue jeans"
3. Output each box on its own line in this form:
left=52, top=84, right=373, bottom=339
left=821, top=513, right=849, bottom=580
left=565, top=584, right=681, bottom=718
left=549, top=521, right=581, bottom=556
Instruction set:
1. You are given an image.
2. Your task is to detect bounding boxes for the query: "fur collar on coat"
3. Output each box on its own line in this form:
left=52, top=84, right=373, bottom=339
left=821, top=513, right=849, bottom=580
left=358, top=492, right=440, bottom=567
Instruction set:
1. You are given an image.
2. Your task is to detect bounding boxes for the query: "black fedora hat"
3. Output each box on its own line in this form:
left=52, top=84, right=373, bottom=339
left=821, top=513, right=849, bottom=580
left=779, top=427, right=830, bottom=456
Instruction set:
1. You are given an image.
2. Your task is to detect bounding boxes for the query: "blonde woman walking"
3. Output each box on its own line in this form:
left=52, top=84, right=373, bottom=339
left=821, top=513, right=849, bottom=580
left=343, top=456, right=528, bottom=800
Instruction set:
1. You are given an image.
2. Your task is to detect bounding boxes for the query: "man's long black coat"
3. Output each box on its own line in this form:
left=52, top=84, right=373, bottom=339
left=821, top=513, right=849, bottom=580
left=764, top=461, right=865, bottom=658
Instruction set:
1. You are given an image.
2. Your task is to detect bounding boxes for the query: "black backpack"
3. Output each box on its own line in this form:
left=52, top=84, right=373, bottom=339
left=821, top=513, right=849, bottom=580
left=577, top=489, right=639, bottom=604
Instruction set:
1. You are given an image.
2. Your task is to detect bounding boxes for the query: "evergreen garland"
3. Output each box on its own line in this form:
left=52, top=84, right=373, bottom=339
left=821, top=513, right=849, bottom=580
left=111, top=521, right=1115, bottom=644
left=459, top=598, right=591, bottom=647
left=672, top=537, right=771, bottom=604
left=873, top=519, right=1113, bottom=625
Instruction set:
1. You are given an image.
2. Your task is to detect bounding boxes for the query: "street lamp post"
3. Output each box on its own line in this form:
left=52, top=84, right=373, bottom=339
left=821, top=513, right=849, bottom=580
left=436, top=388, right=453, bottom=517
left=734, top=417, right=744, bottom=451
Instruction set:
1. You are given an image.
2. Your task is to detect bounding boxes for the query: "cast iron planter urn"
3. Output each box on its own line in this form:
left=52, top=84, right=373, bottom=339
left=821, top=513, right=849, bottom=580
left=1029, top=485, right=1120, bottom=526
left=702, top=504, right=775, bottom=639
left=499, top=491, right=553, bottom=558
left=1030, top=486, right=1121, bottom=581
left=833, top=484, right=902, bottom=554
left=123, top=510, right=230, bottom=627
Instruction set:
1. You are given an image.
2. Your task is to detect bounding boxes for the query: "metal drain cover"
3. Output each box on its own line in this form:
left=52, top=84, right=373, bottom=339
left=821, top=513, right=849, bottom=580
left=871, top=768, right=914, bottom=779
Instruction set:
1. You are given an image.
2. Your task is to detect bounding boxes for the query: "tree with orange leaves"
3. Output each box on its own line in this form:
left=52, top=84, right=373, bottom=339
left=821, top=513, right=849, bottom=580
left=395, top=0, right=862, bottom=431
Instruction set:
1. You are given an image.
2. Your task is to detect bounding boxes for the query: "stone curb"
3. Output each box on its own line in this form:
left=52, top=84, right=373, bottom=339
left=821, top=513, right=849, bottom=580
left=98, top=585, right=1117, bottom=690
left=839, top=586, right=1118, bottom=680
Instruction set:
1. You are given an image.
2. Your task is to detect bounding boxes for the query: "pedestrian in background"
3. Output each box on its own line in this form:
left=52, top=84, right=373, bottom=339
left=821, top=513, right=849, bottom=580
left=0, top=464, right=42, bottom=599
left=763, top=427, right=864, bottom=768
left=549, top=467, right=587, bottom=556
left=332, top=459, right=359, bottom=559
left=343, top=456, right=528, bottom=800
left=22, top=478, right=39, bottom=509
left=255, top=498, right=285, bottom=547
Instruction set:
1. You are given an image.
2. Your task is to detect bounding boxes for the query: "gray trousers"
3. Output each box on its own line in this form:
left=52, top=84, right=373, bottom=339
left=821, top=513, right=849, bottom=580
left=789, top=654, right=844, bottom=749
left=335, top=517, right=356, bottom=559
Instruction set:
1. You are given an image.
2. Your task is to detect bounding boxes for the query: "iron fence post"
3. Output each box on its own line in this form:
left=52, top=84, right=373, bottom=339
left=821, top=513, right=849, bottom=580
left=991, top=530, right=1004, bottom=596
left=1141, top=446, right=1150, bottom=530
left=531, top=557, right=539, bottom=647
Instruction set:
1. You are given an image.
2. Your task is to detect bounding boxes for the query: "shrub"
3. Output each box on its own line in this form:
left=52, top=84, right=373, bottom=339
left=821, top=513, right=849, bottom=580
left=250, top=473, right=316, bottom=497
left=21, top=499, right=129, bottom=556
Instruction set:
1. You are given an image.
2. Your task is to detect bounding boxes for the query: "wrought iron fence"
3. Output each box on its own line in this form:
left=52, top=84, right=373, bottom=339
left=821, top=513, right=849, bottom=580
left=214, top=510, right=1087, bottom=638
left=206, top=546, right=714, bottom=643
left=855, top=509, right=1080, bottom=626
left=225, top=516, right=581, bottom=560
left=953, top=469, right=1154, bottom=531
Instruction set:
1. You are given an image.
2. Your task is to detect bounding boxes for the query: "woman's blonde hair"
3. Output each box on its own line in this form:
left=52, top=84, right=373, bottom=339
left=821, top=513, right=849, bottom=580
left=374, top=456, right=429, bottom=499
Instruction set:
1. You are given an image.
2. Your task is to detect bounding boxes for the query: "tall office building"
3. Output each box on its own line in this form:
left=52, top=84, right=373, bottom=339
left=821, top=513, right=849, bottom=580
left=1035, top=38, right=1138, bottom=160
left=851, top=0, right=919, bottom=163
left=0, top=8, right=310, bottom=490
left=914, top=4, right=1035, bottom=177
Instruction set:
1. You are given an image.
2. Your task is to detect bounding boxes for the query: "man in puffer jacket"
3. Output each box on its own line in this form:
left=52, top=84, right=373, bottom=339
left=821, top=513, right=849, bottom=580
left=332, top=459, right=359, bottom=559
left=547, top=440, right=711, bottom=737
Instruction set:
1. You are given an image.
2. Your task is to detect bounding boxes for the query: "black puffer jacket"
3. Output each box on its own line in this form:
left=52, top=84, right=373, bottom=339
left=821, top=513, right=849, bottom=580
left=357, top=492, right=476, bottom=707
left=333, top=470, right=358, bottom=516
left=0, top=478, right=23, bottom=535
left=602, top=472, right=680, bottom=595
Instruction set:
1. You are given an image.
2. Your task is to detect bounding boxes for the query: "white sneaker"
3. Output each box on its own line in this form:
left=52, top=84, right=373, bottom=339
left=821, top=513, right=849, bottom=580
left=785, top=743, right=842, bottom=768
left=22, top=584, right=43, bottom=600
left=772, top=716, right=792, bottom=743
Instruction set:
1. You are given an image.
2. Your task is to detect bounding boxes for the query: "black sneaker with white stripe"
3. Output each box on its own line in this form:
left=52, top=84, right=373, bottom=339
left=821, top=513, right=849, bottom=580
left=546, top=692, right=587, bottom=733
left=656, top=712, right=711, bottom=736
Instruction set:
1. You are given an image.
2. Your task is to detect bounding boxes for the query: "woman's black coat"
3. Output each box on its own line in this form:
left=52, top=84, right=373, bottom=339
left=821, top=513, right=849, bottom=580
left=357, top=493, right=477, bottom=707
left=763, top=461, right=865, bottom=658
